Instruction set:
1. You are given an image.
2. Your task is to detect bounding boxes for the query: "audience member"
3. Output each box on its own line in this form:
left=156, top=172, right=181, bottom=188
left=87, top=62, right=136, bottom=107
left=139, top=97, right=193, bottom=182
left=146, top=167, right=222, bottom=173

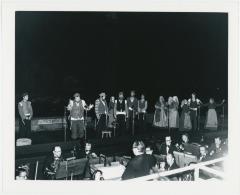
left=165, top=153, right=179, bottom=180
left=158, top=136, right=176, bottom=155
left=121, top=141, right=155, bottom=180
left=209, top=137, right=225, bottom=158
left=43, top=146, right=64, bottom=180
left=198, top=146, right=209, bottom=162
left=176, top=133, right=190, bottom=152
left=16, top=168, right=28, bottom=180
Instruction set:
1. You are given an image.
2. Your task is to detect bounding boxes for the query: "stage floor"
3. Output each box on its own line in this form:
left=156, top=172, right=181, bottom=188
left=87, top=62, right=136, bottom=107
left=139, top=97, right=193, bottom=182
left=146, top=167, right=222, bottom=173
left=16, top=123, right=228, bottom=145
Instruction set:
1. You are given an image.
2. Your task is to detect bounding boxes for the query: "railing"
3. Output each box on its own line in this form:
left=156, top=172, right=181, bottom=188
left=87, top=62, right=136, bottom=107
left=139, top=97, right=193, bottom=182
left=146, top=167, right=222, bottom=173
left=126, top=157, right=226, bottom=181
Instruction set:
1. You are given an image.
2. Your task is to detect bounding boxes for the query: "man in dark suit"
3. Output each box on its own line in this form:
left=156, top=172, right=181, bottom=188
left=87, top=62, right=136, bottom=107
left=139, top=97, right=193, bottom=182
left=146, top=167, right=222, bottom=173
left=121, top=141, right=155, bottom=180
left=165, top=154, right=179, bottom=180
left=208, top=137, right=225, bottom=159
left=145, top=145, right=157, bottom=166
left=198, top=146, right=210, bottom=162
left=43, top=146, right=64, bottom=180
left=158, top=136, right=176, bottom=155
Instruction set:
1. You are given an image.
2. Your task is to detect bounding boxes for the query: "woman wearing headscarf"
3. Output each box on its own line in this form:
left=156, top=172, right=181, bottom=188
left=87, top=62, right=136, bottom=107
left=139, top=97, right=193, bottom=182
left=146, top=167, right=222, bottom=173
left=179, top=99, right=192, bottom=131
left=169, top=96, right=179, bottom=128
left=153, top=96, right=167, bottom=128
left=201, top=98, right=225, bottom=130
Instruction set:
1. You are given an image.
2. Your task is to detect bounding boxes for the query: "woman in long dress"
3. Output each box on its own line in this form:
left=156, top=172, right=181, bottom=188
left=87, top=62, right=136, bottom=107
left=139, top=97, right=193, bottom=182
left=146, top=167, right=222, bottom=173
left=153, top=96, right=167, bottom=127
left=108, top=96, right=115, bottom=128
left=179, top=99, right=192, bottom=131
left=201, top=98, right=225, bottom=130
left=169, top=96, right=179, bottom=128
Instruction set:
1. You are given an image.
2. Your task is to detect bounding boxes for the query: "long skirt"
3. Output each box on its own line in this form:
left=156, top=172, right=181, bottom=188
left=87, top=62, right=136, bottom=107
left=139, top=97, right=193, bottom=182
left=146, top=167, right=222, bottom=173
left=169, top=109, right=179, bottom=128
left=108, top=110, right=115, bottom=128
left=153, top=109, right=167, bottom=127
left=179, top=112, right=192, bottom=131
left=205, top=109, right=218, bottom=130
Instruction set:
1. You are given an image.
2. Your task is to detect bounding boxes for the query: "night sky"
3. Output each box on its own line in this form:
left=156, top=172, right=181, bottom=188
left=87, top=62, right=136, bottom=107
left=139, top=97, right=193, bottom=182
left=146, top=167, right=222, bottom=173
left=15, top=12, right=228, bottom=115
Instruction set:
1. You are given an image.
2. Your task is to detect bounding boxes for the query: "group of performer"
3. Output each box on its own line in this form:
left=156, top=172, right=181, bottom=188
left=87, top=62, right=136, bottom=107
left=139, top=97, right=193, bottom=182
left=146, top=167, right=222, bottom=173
left=153, top=93, right=225, bottom=131
left=86, top=90, right=147, bottom=138
left=18, top=91, right=225, bottom=140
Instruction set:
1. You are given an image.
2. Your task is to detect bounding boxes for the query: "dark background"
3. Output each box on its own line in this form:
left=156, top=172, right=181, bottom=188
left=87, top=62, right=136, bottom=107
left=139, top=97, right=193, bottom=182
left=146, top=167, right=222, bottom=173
left=15, top=12, right=228, bottom=116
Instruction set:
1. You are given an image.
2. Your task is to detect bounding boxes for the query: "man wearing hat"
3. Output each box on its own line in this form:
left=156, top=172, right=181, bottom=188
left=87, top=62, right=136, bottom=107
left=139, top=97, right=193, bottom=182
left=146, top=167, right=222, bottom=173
left=67, top=93, right=93, bottom=140
left=18, top=92, right=33, bottom=138
left=114, top=92, right=128, bottom=136
left=95, top=92, right=108, bottom=137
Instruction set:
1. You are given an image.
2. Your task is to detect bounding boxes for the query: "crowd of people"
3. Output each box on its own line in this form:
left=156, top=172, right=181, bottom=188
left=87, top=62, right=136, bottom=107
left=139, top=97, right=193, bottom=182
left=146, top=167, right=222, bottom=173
left=16, top=133, right=228, bottom=181
left=17, top=91, right=225, bottom=141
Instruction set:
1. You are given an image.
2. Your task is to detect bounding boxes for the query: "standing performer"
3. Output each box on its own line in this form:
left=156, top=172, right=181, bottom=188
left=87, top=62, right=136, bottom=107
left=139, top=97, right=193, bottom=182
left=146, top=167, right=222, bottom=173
left=169, top=96, right=179, bottom=128
left=114, top=92, right=128, bottom=136
left=108, top=96, right=115, bottom=128
left=95, top=92, right=108, bottom=136
left=67, top=93, right=93, bottom=140
left=179, top=99, right=192, bottom=131
left=126, top=90, right=138, bottom=134
left=18, top=92, right=33, bottom=138
left=153, top=96, right=167, bottom=128
left=188, top=93, right=201, bottom=131
left=138, top=94, right=148, bottom=132
left=201, top=98, right=225, bottom=130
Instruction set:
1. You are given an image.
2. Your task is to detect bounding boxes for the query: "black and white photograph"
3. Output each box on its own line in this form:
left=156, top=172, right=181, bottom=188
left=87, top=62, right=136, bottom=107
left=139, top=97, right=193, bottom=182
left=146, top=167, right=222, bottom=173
left=1, top=0, right=240, bottom=195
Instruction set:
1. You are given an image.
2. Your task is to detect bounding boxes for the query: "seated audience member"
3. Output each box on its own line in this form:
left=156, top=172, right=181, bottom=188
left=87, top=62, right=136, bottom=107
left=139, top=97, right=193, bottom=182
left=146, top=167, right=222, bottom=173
left=176, top=133, right=190, bottom=152
left=165, top=153, right=179, bottom=180
left=145, top=145, right=158, bottom=173
left=198, top=146, right=209, bottom=162
left=166, top=154, right=179, bottom=171
left=158, top=136, right=176, bottom=156
left=121, top=141, right=155, bottom=180
left=92, top=170, right=104, bottom=181
left=222, top=138, right=228, bottom=155
left=76, top=142, right=98, bottom=159
left=16, top=168, right=28, bottom=180
left=208, top=137, right=225, bottom=158
left=146, top=145, right=157, bottom=164
left=43, top=146, right=64, bottom=180
left=75, top=142, right=98, bottom=180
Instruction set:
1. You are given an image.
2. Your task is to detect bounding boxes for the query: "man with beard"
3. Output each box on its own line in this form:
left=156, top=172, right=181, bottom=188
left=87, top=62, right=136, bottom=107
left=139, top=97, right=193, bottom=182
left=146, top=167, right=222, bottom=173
left=67, top=93, right=93, bottom=141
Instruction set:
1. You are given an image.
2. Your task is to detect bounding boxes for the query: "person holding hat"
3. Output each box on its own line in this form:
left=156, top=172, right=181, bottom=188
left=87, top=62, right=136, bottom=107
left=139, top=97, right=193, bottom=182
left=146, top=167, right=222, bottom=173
left=95, top=92, right=108, bottom=137
left=67, top=93, right=93, bottom=140
left=18, top=92, right=33, bottom=138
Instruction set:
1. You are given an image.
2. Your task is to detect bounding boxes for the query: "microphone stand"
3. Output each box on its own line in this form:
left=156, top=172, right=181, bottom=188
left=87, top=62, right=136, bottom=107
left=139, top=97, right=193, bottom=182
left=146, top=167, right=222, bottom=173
left=132, top=109, right=135, bottom=136
left=63, top=106, right=67, bottom=142
left=167, top=104, right=170, bottom=134
left=84, top=109, right=88, bottom=140
left=222, top=103, right=225, bottom=131
left=198, top=106, right=201, bottom=131
left=105, top=109, right=108, bottom=131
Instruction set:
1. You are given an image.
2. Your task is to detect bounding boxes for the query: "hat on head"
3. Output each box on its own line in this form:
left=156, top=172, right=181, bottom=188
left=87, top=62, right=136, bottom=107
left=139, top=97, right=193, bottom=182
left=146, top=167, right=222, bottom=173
left=99, top=92, right=106, bottom=97
left=73, top=93, right=80, bottom=98
left=22, top=92, right=28, bottom=98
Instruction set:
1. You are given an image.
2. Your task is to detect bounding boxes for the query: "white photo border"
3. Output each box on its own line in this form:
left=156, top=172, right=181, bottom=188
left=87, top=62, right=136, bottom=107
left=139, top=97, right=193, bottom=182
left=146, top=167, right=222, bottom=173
left=1, top=0, right=240, bottom=195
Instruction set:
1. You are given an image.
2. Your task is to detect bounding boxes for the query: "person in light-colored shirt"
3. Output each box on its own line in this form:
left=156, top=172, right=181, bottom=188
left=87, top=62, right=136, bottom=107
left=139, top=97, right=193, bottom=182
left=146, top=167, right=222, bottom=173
left=18, top=92, right=33, bottom=138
